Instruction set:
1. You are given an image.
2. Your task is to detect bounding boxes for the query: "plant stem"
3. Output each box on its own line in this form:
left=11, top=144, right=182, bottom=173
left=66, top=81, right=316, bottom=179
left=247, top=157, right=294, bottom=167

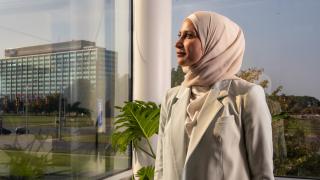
left=129, top=108, right=157, bottom=158
left=146, top=138, right=156, bottom=159
left=136, top=144, right=156, bottom=159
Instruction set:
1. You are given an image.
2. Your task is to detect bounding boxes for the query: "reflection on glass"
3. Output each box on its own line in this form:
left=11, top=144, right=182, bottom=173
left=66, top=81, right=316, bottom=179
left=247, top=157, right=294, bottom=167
left=0, top=0, right=131, bottom=179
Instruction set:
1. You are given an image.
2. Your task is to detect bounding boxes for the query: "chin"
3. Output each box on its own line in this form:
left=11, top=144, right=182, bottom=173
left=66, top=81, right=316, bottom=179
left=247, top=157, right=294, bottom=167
left=178, top=62, right=185, bottom=66
left=177, top=59, right=186, bottom=66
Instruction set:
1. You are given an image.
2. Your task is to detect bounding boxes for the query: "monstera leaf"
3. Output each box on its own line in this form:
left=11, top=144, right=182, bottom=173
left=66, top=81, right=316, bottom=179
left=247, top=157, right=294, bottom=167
left=111, top=100, right=160, bottom=159
left=136, top=166, right=155, bottom=180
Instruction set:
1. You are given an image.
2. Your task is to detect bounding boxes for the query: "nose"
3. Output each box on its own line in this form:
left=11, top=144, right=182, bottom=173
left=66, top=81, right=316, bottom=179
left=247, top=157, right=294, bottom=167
left=175, top=38, right=183, bottom=49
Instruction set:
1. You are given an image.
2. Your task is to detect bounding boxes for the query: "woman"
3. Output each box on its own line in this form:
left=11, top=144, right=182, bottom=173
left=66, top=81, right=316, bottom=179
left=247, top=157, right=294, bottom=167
left=155, top=11, right=274, bottom=180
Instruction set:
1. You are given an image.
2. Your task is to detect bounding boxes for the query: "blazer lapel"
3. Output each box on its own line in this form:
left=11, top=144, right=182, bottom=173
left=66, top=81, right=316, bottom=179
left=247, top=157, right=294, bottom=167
left=184, top=80, right=231, bottom=164
left=169, top=86, right=190, bottom=173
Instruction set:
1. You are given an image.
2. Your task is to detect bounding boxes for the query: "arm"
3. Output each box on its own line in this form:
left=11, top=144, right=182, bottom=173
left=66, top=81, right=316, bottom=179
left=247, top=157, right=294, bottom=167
left=243, top=85, right=274, bottom=180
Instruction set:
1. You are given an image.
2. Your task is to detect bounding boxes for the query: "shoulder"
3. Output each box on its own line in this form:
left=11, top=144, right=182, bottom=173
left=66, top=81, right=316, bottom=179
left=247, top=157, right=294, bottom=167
left=161, top=86, right=181, bottom=111
left=229, top=78, right=268, bottom=115
left=229, top=78, right=265, bottom=98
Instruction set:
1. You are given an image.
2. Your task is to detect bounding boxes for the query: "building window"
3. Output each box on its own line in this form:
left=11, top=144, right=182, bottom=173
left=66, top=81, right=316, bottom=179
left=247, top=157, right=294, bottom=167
left=0, top=0, right=131, bottom=179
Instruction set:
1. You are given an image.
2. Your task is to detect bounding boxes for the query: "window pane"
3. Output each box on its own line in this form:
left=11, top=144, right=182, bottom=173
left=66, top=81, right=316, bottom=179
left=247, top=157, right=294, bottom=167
left=172, top=0, right=320, bottom=178
left=0, top=0, right=131, bottom=179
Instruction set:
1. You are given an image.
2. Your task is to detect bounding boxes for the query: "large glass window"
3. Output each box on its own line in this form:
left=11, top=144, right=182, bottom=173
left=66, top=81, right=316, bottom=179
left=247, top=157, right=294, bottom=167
left=172, top=0, right=320, bottom=178
left=0, top=0, right=131, bottom=179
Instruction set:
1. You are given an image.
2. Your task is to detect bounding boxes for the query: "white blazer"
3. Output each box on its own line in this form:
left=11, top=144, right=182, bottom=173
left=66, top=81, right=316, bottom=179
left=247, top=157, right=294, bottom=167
left=155, top=79, right=274, bottom=180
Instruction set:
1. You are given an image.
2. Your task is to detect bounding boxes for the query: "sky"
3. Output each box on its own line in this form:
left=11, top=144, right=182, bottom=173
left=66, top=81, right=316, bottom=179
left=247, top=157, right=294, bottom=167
left=0, top=0, right=319, bottom=100
left=0, top=0, right=114, bottom=50
left=172, top=0, right=320, bottom=100
left=0, top=0, right=129, bottom=76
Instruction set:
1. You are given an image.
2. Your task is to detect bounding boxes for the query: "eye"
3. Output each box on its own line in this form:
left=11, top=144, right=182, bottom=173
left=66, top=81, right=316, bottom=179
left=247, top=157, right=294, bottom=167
left=177, top=32, right=196, bottom=39
left=185, top=32, right=196, bottom=39
left=185, top=34, right=193, bottom=38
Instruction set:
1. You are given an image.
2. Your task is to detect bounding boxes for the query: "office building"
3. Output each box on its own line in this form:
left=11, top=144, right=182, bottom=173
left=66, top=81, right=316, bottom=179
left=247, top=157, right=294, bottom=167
left=0, top=40, right=116, bottom=108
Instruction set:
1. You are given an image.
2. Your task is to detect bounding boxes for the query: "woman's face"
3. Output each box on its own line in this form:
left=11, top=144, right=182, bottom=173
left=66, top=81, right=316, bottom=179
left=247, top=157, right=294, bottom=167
left=175, top=19, right=203, bottom=66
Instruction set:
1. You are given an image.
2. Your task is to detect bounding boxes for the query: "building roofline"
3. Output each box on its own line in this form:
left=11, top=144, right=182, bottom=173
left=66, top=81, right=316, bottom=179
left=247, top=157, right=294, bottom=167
left=4, top=40, right=97, bottom=58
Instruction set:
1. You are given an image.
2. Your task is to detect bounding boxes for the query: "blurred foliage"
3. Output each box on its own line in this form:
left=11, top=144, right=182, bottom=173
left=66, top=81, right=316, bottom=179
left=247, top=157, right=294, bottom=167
left=171, top=66, right=184, bottom=87
left=5, top=149, right=50, bottom=180
left=273, top=118, right=320, bottom=177
left=272, top=112, right=289, bottom=121
left=237, top=67, right=269, bottom=88
left=1, top=135, right=51, bottom=179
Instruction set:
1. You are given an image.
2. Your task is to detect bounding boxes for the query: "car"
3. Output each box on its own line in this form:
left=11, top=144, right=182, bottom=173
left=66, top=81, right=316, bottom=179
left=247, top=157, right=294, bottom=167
left=0, top=127, right=11, bottom=135
left=15, top=127, right=30, bottom=135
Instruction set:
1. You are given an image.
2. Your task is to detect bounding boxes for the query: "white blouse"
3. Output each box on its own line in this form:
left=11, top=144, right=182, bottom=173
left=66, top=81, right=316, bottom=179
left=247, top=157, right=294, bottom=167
left=185, top=86, right=210, bottom=137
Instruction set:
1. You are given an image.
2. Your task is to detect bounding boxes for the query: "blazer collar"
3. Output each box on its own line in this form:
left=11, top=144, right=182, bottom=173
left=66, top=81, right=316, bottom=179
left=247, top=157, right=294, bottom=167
left=184, top=79, right=232, bottom=165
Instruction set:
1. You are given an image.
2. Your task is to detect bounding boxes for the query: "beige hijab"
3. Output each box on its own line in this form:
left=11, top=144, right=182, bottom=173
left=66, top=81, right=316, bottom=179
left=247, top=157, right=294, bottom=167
left=182, top=11, right=245, bottom=87
left=183, top=11, right=245, bottom=138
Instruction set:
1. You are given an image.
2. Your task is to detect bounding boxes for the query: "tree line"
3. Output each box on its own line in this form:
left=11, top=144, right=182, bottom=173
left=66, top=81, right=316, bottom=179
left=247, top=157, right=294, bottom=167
left=0, top=94, right=90, bottom=116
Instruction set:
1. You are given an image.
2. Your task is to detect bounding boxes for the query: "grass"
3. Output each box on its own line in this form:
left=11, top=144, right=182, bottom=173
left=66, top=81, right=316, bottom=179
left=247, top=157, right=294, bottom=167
left=62, top=134, right=111, bottom=143
left=2, top=115, right=54, bottom=126
left=1, top=114, right=93, bottom=128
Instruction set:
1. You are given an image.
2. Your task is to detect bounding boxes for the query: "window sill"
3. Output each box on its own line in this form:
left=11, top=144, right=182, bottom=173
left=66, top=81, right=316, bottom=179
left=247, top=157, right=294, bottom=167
left=104, top=170, right=132, bottom=180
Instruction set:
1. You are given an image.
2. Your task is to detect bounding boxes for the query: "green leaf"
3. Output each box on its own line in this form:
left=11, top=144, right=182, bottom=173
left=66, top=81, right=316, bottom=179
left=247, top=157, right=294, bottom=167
left=111, top=100, right=160, bottom=158
left=136, top=166, right=155, bottom=180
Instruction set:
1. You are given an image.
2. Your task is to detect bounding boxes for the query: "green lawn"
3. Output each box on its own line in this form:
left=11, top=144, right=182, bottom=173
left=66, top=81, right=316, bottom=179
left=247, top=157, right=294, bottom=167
left=62, top=134, right=111, bottom=143
left=1, top=115, right=94, bottom=128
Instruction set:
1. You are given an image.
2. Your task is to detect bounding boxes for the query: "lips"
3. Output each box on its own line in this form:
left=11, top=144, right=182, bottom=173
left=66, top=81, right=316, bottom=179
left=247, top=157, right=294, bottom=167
left=176, top=52, right=186, bottom=57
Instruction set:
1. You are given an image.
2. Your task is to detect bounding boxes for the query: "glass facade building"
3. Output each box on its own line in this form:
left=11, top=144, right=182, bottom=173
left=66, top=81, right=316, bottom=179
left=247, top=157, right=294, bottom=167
left=0, top=40, right=115, bottom=106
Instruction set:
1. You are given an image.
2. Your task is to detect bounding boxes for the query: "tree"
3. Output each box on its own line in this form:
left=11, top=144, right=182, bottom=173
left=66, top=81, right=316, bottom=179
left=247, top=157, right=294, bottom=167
left=1, top=96, right=9, bottom=113
left=44, top=93, right=60, bottom=114
left=272, top=85, right=283, bottom=97
left=237, top=67, right=269, bottom=88
left=171, top=66, right=184, bottom=87
left=15, top=97, right=20, bottom=113
left=66, top=101, right=90, bottom=116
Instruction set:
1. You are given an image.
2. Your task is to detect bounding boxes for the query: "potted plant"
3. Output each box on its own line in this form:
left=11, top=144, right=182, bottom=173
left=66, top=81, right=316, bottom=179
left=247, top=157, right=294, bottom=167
left=111, top=100, right=160, bottom=179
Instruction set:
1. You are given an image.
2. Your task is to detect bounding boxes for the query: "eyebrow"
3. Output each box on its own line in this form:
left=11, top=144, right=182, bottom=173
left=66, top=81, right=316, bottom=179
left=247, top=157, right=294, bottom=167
left=178, top=30, right=197, bottom=34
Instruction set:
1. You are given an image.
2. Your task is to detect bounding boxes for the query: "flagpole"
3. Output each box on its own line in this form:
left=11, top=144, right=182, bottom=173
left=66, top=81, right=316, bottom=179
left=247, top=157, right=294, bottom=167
left=58, top=86, right=62, bottom=140
left=25, top=85, right=28, bottom=134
